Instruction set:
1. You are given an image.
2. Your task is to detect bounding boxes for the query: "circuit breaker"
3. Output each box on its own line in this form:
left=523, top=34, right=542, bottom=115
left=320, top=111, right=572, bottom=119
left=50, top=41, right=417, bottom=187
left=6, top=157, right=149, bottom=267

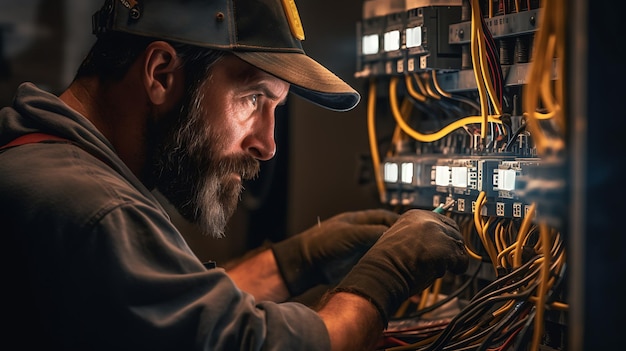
left=356, top=0, right=568, bottom=349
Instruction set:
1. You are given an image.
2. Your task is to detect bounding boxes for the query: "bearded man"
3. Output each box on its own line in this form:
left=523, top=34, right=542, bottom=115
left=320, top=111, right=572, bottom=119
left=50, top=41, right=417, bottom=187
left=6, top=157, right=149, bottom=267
left=0, top=1, right=468, bottom=350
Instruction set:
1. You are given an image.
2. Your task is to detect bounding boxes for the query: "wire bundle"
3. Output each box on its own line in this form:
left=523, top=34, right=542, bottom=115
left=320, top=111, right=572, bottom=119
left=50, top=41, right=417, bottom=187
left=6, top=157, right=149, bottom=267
left=379, top=193, right=568, bottom=351
left=521, top=0, right=565, bottom=156
left=363, top=1, right=568, bottom=348
left=469, top=0, right=504, bottom=143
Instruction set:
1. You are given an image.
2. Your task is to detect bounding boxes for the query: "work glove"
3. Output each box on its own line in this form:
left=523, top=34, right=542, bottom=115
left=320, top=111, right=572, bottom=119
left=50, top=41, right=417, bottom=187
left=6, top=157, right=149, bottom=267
left=332, top=209, right=469, bottom=325
left=271, top=209, right=400, bottom=297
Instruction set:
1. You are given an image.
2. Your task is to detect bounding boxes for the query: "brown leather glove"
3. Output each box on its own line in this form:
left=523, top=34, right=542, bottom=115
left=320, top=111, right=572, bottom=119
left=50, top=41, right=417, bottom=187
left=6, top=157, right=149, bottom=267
left=332, top=209, right=469, bottom=325
left=271, top=209, right=400, bottom=297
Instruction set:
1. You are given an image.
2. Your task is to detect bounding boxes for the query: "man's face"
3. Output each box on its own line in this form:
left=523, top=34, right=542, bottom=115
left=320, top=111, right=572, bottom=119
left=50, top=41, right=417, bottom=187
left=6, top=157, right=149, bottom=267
left=153, top=55, right=289, bottom=238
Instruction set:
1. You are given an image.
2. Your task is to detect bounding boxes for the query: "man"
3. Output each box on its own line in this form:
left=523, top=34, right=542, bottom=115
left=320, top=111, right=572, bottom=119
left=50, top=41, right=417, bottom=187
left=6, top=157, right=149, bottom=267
left=0, top=0, right=468, bottom=350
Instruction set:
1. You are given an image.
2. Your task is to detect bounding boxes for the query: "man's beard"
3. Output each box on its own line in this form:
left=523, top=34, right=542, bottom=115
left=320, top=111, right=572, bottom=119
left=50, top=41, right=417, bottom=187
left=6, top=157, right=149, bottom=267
left=150, top=88, right=260, bottom=238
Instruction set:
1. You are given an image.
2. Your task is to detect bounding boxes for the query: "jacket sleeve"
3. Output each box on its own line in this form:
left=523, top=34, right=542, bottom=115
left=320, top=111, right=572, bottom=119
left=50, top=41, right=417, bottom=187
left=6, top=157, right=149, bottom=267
left=46, top=202, right=332, bottom=351
left=1, top=141, right=331, bottom=350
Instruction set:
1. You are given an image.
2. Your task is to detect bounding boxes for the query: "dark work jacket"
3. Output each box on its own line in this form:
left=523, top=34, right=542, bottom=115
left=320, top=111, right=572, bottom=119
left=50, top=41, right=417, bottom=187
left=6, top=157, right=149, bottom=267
left=0, top=82, right=330, bottom=351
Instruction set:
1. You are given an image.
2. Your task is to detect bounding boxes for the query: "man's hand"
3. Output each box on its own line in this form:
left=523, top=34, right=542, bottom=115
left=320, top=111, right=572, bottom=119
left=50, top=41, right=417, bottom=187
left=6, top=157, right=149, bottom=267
left=331, top=209, right=469, bottom=325
left=271, top=209, right=399, bottom=297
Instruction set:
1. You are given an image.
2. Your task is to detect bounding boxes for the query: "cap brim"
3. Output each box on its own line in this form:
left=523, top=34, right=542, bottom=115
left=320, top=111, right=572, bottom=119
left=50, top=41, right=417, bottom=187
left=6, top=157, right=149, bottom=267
left=233, top=51, right=360, bottom=112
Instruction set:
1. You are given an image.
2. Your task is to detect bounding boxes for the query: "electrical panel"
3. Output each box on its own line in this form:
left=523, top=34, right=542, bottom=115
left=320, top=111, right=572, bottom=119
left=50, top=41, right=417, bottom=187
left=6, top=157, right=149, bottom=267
left=357, top=0, right=568, bottom=349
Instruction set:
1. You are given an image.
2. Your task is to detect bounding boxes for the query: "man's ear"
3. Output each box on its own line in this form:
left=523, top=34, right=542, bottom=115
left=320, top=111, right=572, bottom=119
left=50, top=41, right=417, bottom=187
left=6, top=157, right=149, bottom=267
left=142, top=41, right=184, bottom=106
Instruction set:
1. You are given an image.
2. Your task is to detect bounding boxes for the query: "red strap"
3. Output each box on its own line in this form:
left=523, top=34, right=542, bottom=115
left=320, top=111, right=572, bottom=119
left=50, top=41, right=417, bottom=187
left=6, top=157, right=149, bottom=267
left=0, top=133, right=69, bottom=150
left=0, top=132, right=110, bottom=168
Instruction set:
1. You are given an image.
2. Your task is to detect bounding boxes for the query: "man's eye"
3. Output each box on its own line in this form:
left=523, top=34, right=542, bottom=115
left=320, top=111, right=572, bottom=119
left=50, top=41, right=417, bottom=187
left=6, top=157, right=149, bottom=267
left=250, top=94, right=258, bottom=106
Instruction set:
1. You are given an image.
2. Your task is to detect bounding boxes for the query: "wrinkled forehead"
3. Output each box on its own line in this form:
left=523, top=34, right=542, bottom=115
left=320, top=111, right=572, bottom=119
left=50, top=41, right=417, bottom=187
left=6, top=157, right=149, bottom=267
left=209, top=55, right=290, bottom=95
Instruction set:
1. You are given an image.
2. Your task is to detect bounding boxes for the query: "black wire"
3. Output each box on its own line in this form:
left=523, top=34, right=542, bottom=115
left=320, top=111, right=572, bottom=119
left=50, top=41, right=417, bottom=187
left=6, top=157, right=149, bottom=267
left=480, top=15, right=504, bottom=107
left=504, top=118, right=527, bottom=151
left=450, top=276, right=537, bottom=338
left=475, top=300, right=533, bottom=351
left=468, top=256, right=540, bottom=304
left=421, top=280, right=539, bottom=351
left=424, top=75, right=476, bottom=119
left=447, top=259, right=540, bottom=328
left=406, top=95, right=446, bottom=130
left=435, top=98, right=469, bottom=120
left=445, top=94, right=481, bottom=113
left=390, top=262, right=482, bottom=321
left=498, top=113, right=513, bottom=151
left=414, top=260, right=542, bottom=351
left=389, top=225, right=557, bottom=350
left=509, top=306, right=538, bottom=349
left=384, top=243, right=538, bottom=348
left=473, top=255, right=566, bottom=350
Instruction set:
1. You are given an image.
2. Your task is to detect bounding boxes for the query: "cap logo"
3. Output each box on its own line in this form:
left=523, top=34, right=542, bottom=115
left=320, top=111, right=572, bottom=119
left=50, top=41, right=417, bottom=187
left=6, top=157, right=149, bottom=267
left=118, top=0, right=138, bottom=9
left=281, top=0, right=305, bottom=40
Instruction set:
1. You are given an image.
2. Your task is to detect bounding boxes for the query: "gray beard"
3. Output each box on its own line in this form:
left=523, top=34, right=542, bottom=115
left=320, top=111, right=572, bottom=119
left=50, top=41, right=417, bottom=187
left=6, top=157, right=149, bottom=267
left=186, top=166, right=237, bottom=239
left=151, top=89, right=259, bottom=238
left=188, top=157, right=254, bottom=238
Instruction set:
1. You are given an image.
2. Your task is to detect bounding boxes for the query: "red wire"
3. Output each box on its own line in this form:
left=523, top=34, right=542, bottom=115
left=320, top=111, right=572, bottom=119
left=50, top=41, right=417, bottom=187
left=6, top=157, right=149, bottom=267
left=487, top=326, right=523, bottom=351
left=481, top=20, right=504, bottom=107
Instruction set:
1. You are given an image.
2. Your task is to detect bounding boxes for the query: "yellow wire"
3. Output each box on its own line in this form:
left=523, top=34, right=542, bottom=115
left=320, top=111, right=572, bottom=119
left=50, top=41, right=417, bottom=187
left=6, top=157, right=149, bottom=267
left=430, top=278, right=442, bottom=307
left=547, top=301, right=569, bottom=311
left=481, top=216, right=499, bottom=269
left=522, top=0, right=566, bottom=156
left=514, top=202, right=536, bottom=268
left=475, top=13, right=503, bottom=117
left=388, top=125, right=404, bottom=158
left=367, top=78, right=385, bottom=201
left=388, top=95, right=415, bottom=159
left=493, top=299, right=515, bottom=318
left=473, top=191, right=501, bottom=274
left=531, top=222, right=553, bottom=351
left=473, top=8, right=503, bottom=117
left=528, top=296, right=569, bottom=311
left=497, top=243, right=516, bottom=268
left=473, top=191, right=486, bottom=233
left=363, top=4, right=569, bottom=350
left=494, top=220, right=505, bottom=254
left=389, top=87, right=416, bottom=158
left=462, top=216, right=484, bottom=261
left=495, top=221, right=513, bottom=268
left=431, top=69, right=452, bottom=99
left=470, top=0, right=490, bottom=141
left=469, top=0, right=504, bottom=144
left=413, top=72, right=429, bottom=96
left=554, top=0, right=566, bottom=133
left=457, top=324, right=484, bottom=342
left=537, top=0, right=565, bottom=133
left=538, top=34, right=558, bottom=114
left=418, top=286, right=430, bottom=310
left=393, top=298, right=412, bottom=318
left=461, top=215, right=484, bottom=261
left=389, top=77, right=502, bottom=143
left=466, top=247, right=484, bottom=261
left=420, top=73, right=442, bottom=100
left=405, top=74, right=428, bottom=102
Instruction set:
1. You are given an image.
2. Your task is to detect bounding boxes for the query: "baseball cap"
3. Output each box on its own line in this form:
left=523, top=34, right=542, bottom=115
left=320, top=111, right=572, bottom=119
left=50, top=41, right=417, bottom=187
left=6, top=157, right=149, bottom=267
left=92, top=0, right=360, bottom=111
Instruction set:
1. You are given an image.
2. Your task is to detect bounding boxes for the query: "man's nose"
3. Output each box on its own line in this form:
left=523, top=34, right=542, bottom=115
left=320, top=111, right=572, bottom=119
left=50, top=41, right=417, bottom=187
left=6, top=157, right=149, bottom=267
left=243, top=112, right=276, bottom=161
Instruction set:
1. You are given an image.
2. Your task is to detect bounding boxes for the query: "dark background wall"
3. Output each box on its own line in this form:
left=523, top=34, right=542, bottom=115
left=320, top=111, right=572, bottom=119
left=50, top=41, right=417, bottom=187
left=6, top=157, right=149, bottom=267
left=0, top=0, right=98, bottom=107
left=286, top=1, right=382, bottom=235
